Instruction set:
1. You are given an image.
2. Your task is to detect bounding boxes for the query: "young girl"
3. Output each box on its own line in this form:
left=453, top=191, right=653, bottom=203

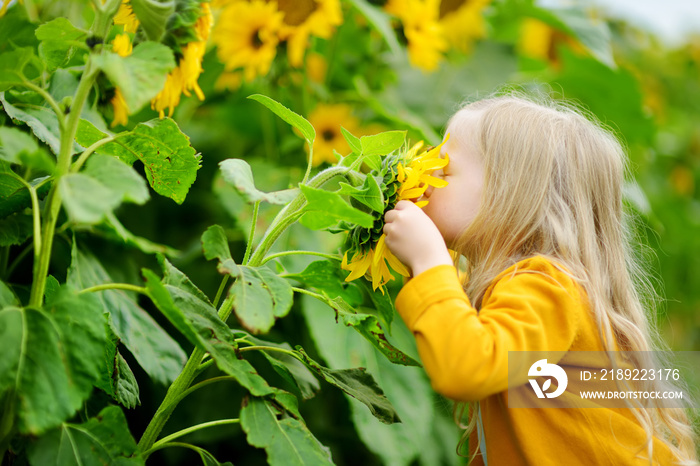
left=383, top=94, right=698, bottom=465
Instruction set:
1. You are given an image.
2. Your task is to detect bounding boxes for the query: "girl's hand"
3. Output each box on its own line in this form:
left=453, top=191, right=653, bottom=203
left=383, top=200, right=453, bottom=277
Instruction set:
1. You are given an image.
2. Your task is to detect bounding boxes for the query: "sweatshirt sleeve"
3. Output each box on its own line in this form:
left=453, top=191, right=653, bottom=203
left=394, top=258, right=584, bottom=401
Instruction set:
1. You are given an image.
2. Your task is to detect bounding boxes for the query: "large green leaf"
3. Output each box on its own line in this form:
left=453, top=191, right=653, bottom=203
left=524, top=4, right=615, bottom=69
left=551, top=49, right=654, bottom=146
left=240, top=396, right=334, bottom=466
left=284, top=260, right=363, bottom=306
left=0, top=280, right=19, bottom=307
left=27, top=406, right=143, bottom=466
left=95, top=330, right=141, bottom=409
left=0, top=48, right=34, bottom=91
left=202, top=225, right=294, bottom=334
left=0, top=290, right=108, bottom=435
left=67, top=244, right=186, bottom=385
left=248, top=94, right=315, bottom=145
left=131, top=0, right=175, bottom=41
left=360, top=130, right=406, bottom=157
left=346, top=0, right=400, bottom=54
left=297, top=348, right=400, bottom=424
left=299, top=185, right=374, bottom=230
left=331, top=296, right=420, bottom=367
left=301, top=295, right=460, bottom=466
left=143, top=265, right=273, bottom=396
left=0, top=126, right=54, bottom=173
left=59, top=172, right=119, bottom=224
left=242, top=334, right=320, bottom=400
left=93, top=42, right=175, bottom=112
left=75, top=118, right=201, bottom=204
left=219, top=159, right=299, bottom=205
left=337, top=174, right=384, bottom=214
left=1, top=92, right=65, bottom=155
left=35, top=17, right=87, bottom=70
left=84, top=154, right=149, bottom=205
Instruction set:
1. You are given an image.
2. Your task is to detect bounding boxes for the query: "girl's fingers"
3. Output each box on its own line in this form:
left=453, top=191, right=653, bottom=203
left=384, top=209, right=398, bottom=223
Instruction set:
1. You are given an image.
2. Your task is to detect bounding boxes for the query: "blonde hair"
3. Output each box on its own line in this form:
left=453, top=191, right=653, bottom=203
left=447, top=93, right=699, bottom=465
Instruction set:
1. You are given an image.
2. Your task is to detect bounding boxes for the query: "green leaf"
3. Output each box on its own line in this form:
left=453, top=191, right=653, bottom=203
left=330, top=296, right=420, bottom=367
left=0, top=280, right=19, bottom=307
left=0, top=47, right=34, bottom=91
left=67, top=244, right=186, bottom=385
left=1, top=91, right=66, bottom=155
left=361, top=280, right=395, bottom=333
left=35, top=17, right=87, bottom=70
left=301, top=295, right=452, bottom=466
left=346, top=0, right=400, bottom=54
left=202, top=225, right=293, bottom=334
left=0, top=126, right=54, bottom=173
left=359, top=130, right=406, bottom=157
left=95, top=330, right=140, bottom=408
left=84, top=154, right=150, bottom=205
left=299, top=184, right=375, bottom=230
left=240, top=396, right=334, bottom=466
left=0, top=213, right=32, bottom=246
left=341, top=126, right=362, bottom=154
left=0, top=289, right=108, bottom=435
left=131, top=0, right=175, bottom=41
left=337, top=174, right=384, bottom=214
left=525, top=5, right=615, bottom=69
left=59, top=172, right=119, bottom=224
left=219, top=159, right=299, bottom=205
left=27, top=406, right=144, bottom=466
left=297, top=348, right=400, bottom=424
left=143, top=265, right=273, bottom=396
left=248, top=94, right=316, bottom=144
left=551, top=49, right=653, bottom=145
left=284, top=260, right=363, bottom=306
left=93, top=42, right=175, bottom=112
left=75, top=118, right=201, bottom=204
left=244, top=334, right=320, bottom=400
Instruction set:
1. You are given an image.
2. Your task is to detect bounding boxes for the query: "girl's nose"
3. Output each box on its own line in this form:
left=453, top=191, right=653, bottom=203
left=424, top=185, right=435, bottom=198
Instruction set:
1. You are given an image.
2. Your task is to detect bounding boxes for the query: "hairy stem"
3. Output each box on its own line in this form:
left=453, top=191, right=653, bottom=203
left=143, top=418, right=240, bottom=457
left=29, top=61, right=97, bottom=307
left=78, top=283, right=147, bottom=295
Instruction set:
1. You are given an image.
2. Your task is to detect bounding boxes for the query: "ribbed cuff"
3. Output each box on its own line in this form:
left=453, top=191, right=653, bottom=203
left=395, top=265, right=470, bottom=329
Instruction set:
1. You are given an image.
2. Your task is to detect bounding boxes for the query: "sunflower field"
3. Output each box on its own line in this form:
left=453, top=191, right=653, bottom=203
left=0, top=0, right=698, bottom=464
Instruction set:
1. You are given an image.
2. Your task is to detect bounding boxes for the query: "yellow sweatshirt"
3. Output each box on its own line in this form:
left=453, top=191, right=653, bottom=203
left=395, top=256, right=677, bottom=465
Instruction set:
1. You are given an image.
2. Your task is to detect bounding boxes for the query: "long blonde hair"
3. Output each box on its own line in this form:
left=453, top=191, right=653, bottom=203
left=448, top=93, right=698, bottom=464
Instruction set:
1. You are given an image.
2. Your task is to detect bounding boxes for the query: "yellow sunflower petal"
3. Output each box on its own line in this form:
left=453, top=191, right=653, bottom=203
left=414, top=200, right=428, bottom=208
left=420, top=175, right=448, bottom=188
left=400, top=185, right=428, bottom=200
left=385, top=250, right=410, bottom=277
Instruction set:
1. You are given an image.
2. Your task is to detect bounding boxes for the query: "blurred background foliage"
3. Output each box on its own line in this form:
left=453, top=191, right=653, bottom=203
left=1, top=0, right=699, bottom=464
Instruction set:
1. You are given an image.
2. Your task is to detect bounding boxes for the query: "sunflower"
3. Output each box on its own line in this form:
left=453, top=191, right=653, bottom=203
left=276, top=0, right=343, bottom=67
left=342, top=137, right=450, bottom=291
left=308, top=103, right=362, bottom=166
left=114, top=0, right=139, bottom=34
left=518, top=18, right=584, bottom=67
left=151, top=2, right=212, bottom=118
left=385, top=0, right=447, bottom=72
left=213, top=0, right=284, bottom=82
left=439, top=0, right=491, bottom=53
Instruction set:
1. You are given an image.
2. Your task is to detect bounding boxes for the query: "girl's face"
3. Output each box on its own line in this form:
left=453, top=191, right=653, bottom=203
left=421, top=110, right=485, bottom=247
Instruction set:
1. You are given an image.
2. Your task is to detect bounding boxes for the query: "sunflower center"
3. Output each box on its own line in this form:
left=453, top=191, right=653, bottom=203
left=276, top=0, right=318, bottom=26
left=322, top=129, right=336, bottom=141
left=250, top=28, right=264, bottom=49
